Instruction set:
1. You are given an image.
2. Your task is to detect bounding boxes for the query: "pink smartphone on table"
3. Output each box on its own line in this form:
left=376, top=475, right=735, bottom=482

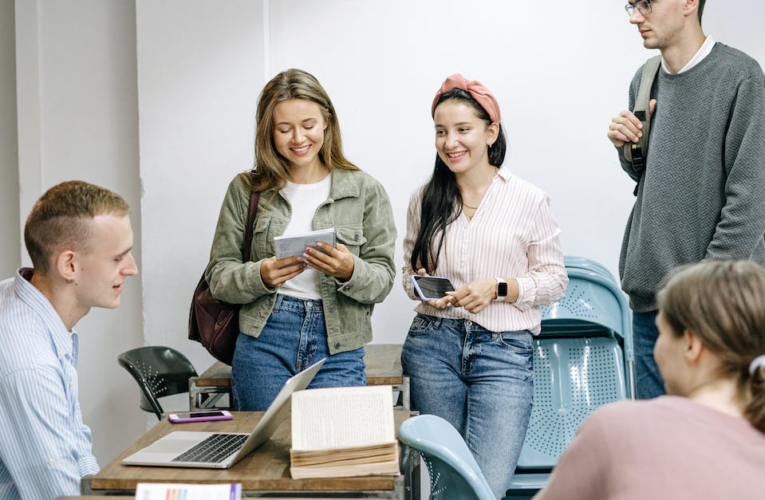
left=167, top=410, right=233, bottom=423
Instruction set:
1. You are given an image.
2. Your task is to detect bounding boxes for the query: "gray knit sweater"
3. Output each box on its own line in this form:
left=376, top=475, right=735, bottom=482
left=618, top=43, right=765, bottom=312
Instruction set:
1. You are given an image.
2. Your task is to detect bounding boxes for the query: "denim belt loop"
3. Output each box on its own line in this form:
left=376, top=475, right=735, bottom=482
left=273, top=293, right=285, bottom=312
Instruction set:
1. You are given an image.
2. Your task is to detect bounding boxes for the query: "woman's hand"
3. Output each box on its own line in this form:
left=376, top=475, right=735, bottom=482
left=304, top=242, right=355, bottom=281
left=445, top=279, right=497, bottom=314
left=260, top=256, right=306, bottom=288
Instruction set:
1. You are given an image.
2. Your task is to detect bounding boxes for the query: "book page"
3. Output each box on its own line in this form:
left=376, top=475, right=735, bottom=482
left=274, top=228, right=336, bottom=260
left=292, top=386, right=395, bottom=451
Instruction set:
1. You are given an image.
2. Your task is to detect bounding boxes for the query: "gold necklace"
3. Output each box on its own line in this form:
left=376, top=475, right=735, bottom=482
left=463, top=203, right=478, bottom=210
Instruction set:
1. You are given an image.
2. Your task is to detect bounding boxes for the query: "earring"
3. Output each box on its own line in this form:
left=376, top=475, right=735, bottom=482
left=66, top=278, right=74, bottom=284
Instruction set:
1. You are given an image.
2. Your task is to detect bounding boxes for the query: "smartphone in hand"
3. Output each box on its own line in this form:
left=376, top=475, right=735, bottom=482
left=411, top=275, right=456, bottom=301
left=168, top=410, right=233, bottom=423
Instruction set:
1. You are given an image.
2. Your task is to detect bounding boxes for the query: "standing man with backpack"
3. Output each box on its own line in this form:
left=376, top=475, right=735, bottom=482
left=607, top=0, right=765, bottom=399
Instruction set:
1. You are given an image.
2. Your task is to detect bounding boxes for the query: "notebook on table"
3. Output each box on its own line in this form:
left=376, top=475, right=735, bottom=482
left=122, top=358, right=325, bottom=469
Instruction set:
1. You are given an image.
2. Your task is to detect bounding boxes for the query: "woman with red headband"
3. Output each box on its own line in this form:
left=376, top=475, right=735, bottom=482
left=401, top=74, right=568, bottom=497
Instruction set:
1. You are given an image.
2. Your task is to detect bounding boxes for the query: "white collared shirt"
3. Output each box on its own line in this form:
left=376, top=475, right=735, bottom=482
left=662, top=35, right=716, bottom=74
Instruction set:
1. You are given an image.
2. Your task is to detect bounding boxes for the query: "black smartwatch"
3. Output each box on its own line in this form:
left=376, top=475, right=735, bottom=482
left=495, top=277, right=508, bottom=300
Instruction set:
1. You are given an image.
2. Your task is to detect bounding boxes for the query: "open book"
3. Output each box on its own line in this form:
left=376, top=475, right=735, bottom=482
left=290, top=385, right=400, bottom=479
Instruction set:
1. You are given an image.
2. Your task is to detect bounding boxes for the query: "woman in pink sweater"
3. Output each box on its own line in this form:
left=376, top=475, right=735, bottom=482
left=535, top=260, right=765, bottom=499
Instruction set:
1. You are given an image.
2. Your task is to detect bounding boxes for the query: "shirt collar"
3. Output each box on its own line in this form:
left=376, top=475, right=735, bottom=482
left=496, top=165, right=513, bottom=181
left=662, top=35, right=716, bottom=74
left=14, top=268, right=76, bottom=359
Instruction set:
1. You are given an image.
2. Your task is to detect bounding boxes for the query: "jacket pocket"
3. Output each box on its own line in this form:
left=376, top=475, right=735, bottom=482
left=252, top=216, right=271, bottom=260
left=336, top=226, right=367, bottom=256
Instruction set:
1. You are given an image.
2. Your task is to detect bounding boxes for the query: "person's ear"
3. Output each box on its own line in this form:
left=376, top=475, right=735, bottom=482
left=684, top=0, right=699, bottom=19
left=55, top=250, right=77, bottom=284
left=683, top=329, right=704, bottom=365
left=487, top=122, right=499, bottom=146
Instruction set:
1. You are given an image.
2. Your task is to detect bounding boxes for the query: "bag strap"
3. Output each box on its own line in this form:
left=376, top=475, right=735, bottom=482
left=624, top=55, right=662, bottom=168
left=242, top=172, right=261, bottom=262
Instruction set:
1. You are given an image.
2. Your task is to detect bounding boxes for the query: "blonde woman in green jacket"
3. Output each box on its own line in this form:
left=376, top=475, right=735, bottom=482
left=205, top=69, right=397, bottom=411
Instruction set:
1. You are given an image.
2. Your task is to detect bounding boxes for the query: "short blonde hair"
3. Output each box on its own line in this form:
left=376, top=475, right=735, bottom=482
left=656, top=260, right=765, bottom=433
left=24, top=180, right=129, bottom=274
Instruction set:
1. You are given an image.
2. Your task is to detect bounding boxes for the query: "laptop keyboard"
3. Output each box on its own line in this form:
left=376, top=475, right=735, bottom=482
left=172, top=433, right=248, bottom=463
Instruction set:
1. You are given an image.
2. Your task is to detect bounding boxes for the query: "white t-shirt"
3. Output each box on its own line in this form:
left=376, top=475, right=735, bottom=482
left=278, top=174, right=332, bottom=300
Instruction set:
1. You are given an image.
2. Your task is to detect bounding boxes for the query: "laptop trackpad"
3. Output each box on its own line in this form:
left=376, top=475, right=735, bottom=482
left=146, top=432, right=206, bottom=454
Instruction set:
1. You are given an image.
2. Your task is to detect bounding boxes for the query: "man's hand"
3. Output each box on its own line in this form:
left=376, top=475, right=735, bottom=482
left=304, top=242, right=355, bottom=281
left=607, top=99, right=657, bottom=148
left=260, top=255, right=306, bottom=288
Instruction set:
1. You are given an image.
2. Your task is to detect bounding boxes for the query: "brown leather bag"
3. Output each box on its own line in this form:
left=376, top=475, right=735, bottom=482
left=188, top=178, right=260, bottom=365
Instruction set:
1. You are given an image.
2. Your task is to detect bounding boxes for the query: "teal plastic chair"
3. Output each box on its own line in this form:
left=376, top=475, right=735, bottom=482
left=563, top=255, right=616, bottom=284
left=398, top=415, right=495, bottom=500
left=506, top=261, right=634, bottom=498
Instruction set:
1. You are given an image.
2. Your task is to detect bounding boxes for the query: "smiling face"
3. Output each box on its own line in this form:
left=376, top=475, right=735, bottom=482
left=629, top=0, right=688, bottom=50
left=73, top=214, right=138, bottom=309
left=272, top=99, right=328, bottom=172
left=433, top=100, right=498, bottom=176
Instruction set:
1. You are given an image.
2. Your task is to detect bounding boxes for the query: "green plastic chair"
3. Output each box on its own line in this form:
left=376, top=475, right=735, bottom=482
left=118, top=346, right=197, bottom=420
left=398, top=415, right=495, bottom=500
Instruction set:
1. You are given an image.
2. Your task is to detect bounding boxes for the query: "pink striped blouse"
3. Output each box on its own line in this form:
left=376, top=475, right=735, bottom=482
left=402, top=166, right=568, bottom=334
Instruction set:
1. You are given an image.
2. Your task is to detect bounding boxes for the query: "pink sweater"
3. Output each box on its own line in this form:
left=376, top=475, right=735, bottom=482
left=535, top=396, right=765, bottom=500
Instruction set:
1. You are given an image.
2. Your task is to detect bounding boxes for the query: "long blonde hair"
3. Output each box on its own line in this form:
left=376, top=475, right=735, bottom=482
left=656, top=260, right=765, bottom=433
left=240, top=68, right=358, bottom=192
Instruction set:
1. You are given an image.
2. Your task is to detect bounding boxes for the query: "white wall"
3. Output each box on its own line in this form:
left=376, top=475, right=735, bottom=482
left=0, top=0, right=20, bottom=276
left=13, top=0, right=145, bottom=464
left=135, top=0, right=266, bottom=368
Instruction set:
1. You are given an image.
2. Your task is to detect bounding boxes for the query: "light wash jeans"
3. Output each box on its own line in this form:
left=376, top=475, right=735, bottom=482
left=632, top=310, right=666, bottom=399
left=402, top=314, right=534, bottom=499
left=232, top=294, right=366, bottom=411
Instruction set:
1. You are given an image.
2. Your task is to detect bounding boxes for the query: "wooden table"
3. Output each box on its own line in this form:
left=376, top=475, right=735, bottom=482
left=189, top=344, right=410, bottom=411
left=81, top=411, right=420, bottom=499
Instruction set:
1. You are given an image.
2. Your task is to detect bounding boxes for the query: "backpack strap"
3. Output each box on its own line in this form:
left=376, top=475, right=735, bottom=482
left=242, top=172, right=261, bottom=262
left=624, top=55, right=662, bottom=192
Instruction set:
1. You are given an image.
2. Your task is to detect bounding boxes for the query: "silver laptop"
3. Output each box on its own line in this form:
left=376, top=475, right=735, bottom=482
left=122, top=358, right=326, bottom=469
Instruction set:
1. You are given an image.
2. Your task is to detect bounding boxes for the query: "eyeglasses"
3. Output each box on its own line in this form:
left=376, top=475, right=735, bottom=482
left=625, top=0, right=652, bottom=17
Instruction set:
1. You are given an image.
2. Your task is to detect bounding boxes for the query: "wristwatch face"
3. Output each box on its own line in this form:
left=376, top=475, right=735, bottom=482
left=498, top=281, right=508, bottom=297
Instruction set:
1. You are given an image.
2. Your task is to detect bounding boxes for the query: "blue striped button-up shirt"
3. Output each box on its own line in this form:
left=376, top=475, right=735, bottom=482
left=0, top=269, right=99, bottom=500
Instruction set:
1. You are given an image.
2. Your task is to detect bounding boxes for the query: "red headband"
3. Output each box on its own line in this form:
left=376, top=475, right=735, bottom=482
left=431, top=74, right=501, bottom=124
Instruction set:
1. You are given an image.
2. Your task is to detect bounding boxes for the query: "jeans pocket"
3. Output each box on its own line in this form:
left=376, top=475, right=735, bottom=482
left=408, top=314, right=437, bottom=336
left=496, top=331, right=533, bottom=354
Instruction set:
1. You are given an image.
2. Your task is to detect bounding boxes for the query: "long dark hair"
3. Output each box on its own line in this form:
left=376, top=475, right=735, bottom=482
left=410, top=89, right=507, bottom=273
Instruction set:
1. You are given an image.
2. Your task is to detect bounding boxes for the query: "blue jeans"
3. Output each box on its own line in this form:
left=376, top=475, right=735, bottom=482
left=401, top=314, right=534, bottom=499
left=632, top=310, right=666, bottom=399
left=232, top=294, right=366, bottom=411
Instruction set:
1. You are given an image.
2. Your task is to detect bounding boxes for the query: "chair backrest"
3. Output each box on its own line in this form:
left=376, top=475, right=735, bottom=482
left=117, top=346, right=197, bottom=420
left=517, top=337, right=626, bottom=468
left=541, top=267, right=633, bottom=361
left=563, top=256, right=616, bottom=285
left=398, top=415, right=495, bottom=500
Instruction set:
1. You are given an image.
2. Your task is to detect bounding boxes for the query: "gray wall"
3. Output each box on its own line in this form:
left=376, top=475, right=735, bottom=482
left=0, top=0, right=19, bottom=276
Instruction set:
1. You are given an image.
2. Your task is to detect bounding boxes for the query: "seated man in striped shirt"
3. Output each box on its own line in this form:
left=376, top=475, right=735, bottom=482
left=0, top=181, right=138, bottom=500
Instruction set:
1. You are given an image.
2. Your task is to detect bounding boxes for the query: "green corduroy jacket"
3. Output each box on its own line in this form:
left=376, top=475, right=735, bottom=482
left=204, top=169, right=397, bottom=355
